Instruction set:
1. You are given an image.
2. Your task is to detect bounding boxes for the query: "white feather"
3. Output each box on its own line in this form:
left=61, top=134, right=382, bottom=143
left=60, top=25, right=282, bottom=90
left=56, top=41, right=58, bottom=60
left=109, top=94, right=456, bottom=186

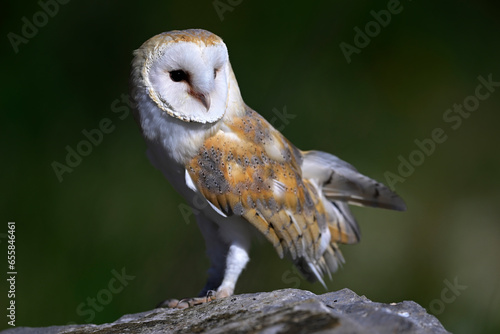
left=185, top=169, right=197, bottom=192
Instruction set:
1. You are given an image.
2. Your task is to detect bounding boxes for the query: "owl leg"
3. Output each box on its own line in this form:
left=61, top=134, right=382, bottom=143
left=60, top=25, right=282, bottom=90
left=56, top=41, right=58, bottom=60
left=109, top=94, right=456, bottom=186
left=198, top=214, right=252, bottom=299
left=163, top=242, right=250, bottom=309
left=215, top=243, right=250, bottom=298
left=158, top=216, right=251, bottom=309
left=156, top=215, right=226, bottom=309
left=197, top=216, right=229, bottom=296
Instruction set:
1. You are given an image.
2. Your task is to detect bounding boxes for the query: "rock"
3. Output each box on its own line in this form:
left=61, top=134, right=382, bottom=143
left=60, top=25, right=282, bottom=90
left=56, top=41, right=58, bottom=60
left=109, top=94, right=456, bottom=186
left=1, top=289, right=450, bottom=334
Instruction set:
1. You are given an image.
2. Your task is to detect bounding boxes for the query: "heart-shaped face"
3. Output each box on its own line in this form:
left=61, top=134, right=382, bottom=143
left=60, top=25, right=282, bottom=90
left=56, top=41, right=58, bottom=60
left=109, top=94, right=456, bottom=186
left=135, top=29, right=230, bottom=124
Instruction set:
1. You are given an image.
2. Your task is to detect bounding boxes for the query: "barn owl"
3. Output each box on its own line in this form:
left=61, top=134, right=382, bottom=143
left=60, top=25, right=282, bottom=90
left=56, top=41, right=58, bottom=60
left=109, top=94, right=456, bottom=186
left=130, top=29, right=406, bottom=308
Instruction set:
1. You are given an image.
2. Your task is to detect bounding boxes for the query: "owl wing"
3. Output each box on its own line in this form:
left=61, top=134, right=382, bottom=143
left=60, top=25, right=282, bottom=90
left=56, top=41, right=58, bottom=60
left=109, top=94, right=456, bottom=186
left=185, top=107, right=405, bottom=285
left=301, top=150, right=407, bottom=211
left=300, top=150, right=406, bottom=247
left=186, top=107, right=334, bottom=283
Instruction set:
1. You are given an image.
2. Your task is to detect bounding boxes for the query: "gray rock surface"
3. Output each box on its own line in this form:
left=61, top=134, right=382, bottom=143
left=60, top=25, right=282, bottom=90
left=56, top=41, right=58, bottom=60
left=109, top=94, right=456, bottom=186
left=1, top=288, right=450, bottom=334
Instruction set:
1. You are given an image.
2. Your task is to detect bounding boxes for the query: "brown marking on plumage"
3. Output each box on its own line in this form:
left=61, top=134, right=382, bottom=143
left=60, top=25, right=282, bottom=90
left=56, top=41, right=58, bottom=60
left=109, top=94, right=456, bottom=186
left=245, top=208, right=284, bottom=257
left=328, top=219, right=352, bottom=245
left=186, top=107, right=327, bottom=262
left=139, top=29, right=222, bottom=52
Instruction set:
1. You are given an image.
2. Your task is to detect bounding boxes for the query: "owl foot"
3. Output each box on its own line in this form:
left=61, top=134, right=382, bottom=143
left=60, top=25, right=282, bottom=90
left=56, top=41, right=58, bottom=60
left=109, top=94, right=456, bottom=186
left=156, top=290, right=218, bottom=309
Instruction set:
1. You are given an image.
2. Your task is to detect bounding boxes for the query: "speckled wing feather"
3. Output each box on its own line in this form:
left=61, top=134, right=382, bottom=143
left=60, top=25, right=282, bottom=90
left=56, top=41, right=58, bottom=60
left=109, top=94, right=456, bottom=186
left=186, top=107, right=334, bottom=282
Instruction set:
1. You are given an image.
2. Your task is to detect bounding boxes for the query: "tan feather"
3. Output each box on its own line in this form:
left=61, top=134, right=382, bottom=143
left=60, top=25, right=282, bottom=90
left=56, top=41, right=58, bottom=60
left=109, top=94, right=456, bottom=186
left=186, top=107, right=329, bottom=278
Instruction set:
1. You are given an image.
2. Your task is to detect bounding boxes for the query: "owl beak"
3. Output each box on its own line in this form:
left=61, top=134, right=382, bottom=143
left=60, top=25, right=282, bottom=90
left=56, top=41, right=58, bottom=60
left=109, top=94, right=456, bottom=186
left=190, top=90, right=211, bottom=111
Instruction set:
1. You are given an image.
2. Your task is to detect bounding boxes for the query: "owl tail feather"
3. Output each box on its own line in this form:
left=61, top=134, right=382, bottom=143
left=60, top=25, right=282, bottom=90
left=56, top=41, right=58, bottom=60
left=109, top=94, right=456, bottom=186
left=294, top=243, right=345, bottom=288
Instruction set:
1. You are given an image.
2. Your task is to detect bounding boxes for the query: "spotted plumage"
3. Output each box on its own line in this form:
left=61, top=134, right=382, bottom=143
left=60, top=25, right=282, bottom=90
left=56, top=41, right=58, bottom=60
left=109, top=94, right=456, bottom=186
left=130, top=29, right=406, bottom=308
left=187, top=107, right=328, bottom=272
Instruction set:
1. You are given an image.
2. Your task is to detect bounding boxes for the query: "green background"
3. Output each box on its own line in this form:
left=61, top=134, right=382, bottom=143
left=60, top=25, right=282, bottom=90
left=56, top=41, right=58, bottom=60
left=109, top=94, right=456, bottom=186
left=1, top=0, right=499, bottom=333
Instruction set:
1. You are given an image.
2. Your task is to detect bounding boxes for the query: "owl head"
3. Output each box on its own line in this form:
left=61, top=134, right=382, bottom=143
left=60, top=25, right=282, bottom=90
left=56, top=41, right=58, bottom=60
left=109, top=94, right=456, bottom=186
left=131, top=29, right=231, bottom=124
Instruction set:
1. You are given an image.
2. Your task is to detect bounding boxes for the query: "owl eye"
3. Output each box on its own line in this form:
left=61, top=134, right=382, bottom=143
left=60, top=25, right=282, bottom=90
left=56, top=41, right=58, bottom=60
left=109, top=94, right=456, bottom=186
left=169, top=70, right=189, bottom=82
left=214, top=69, right=218, bottom=79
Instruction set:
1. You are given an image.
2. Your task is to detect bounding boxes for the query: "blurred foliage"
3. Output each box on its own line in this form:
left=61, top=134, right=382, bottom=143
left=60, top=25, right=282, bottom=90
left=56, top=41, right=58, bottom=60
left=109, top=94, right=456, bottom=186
left=1, top=0, right=500, bottom=333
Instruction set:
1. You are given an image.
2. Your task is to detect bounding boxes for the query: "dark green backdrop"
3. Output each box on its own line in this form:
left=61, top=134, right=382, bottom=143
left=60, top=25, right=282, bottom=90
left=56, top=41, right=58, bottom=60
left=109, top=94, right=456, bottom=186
left=2, top=1, right=499, bottom=333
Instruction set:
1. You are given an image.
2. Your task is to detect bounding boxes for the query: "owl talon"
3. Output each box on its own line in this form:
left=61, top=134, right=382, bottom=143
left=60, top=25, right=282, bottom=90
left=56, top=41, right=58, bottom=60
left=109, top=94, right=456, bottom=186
left=206, top=289, right=217, bottom=300
left=156, top=298, right=180, bottom=308
left=177, top=295, right=213, bottom=308
left=177, top=289, right=220, bottom=308
left=156, top=290, right=220, bottom=309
